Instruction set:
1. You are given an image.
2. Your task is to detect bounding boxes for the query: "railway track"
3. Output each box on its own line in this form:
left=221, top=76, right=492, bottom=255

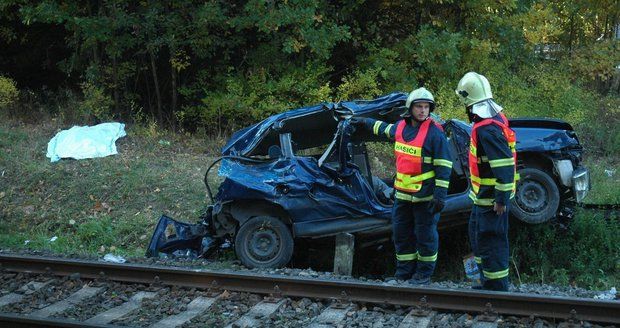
left=0, top=253, right=618, bottom=327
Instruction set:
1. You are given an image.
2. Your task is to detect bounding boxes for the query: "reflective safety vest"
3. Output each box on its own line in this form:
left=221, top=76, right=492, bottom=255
left=468, top=113, right=517, bottom=202
left=394, top=119, right=438, bottom=193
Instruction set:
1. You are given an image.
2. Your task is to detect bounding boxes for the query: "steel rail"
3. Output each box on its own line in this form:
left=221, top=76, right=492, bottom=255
left=0, top=313, right=113, bottom=327
left=1, top=254, right=618, bottom=324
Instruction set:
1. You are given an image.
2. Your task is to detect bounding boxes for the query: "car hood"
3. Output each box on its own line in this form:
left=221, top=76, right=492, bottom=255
left=449, top=117, right=580, bottom=152
left=221, top=92, right=407, bottom=156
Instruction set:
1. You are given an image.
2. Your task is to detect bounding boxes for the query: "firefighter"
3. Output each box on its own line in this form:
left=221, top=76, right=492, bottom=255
left=352, top=87, right=452, bottom=285
left=455, top=72, right=517, bottom=291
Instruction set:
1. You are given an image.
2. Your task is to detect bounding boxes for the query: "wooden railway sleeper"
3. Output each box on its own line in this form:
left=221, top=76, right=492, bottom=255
left=264, top=285, right=283, bottom=303
left=478, top=302, right=498, bottom=322
left=205, top=280, right=221, bottom=297
left=332, top=290, right=351, bottom=309
left=410, top=296, right=431, bottom=316
left=558, top=309, right=583, bottom=328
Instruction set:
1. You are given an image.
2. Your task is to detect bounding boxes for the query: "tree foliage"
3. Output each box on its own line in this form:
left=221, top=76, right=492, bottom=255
left=0, top=0, right=618, bottom=135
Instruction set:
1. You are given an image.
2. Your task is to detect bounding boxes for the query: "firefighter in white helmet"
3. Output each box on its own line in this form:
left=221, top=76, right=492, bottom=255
left=456, top=72, right=517, bottom=291
left=352, top=87, right=453, bottom=285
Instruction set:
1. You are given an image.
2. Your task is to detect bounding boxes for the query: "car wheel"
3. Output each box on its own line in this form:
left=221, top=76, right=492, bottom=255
left=235, top=216, right=294, bottom=269
left=510, top=167, right=560, bottom=224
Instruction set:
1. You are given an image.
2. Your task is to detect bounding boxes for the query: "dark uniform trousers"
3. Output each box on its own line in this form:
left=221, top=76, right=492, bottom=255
left=469, top=204, right=510, bottom=291
left=392, top=199, right=439, bottom=279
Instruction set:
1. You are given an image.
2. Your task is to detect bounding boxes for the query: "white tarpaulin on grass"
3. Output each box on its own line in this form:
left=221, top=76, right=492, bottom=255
left=46, top=122, right=127, bottom=162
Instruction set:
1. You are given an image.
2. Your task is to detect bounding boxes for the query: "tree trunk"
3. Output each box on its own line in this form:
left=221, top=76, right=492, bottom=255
left=144, top=68, right=153, bottom=118
left=112, top=56, right=120, bottom=115
left=149, top=48, right=163, bottom=123
left=171, top=62, right=178, bottom=131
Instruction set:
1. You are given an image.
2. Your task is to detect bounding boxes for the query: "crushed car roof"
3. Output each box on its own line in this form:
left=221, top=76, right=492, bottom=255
left=221, top=92, right=408, bottom=157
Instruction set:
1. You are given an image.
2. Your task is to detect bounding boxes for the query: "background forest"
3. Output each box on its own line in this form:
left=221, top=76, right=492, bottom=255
left=0, top=1, right=619, bottom=289
left=0, top=0, right=619, bottom=153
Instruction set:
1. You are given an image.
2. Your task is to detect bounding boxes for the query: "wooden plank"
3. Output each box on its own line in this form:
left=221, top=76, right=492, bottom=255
left=31, top=285, right=103, bottom=318
left=150, top=296, right=218, bottom=328
left=225, top=299, right=286, bottom=328
left=0, top=281, right=50, bottom=308
left=309, top=305, right=353, bottom=328
left=472, top=317, right=499, bottom=328
left=84, top=291, right=156, bottom=325
left=398, top=310, right=436, bottom=328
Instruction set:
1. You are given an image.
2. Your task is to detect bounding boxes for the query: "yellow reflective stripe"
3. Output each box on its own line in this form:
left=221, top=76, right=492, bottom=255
left=483, top=268, right=509, bottom=279
left=373, top=121, right=381, bottom=135
left=515, top=173, right=520, bottom=181
left=395, top=192, right=434, bottom=203
left=470, top=176, right=496, bottom=185
left=469, top=191, right=495, bottom=206
left=495, top=182, right=514, bottom=191
left=474, top=198, right=495, bottom=206
left=396, top=171, right=435, bottom=184
left=385, top=124, right=393, bottom=138
left=474, top=256, right=482, bottom=264
left=469, top=144, right=476, bottom=156
left=396, top=252, right=418, bottom=261
left=433, top=159, right=453, bottom=168
left=418, top=252, right=438, bottom=262
left=489, top=157, right=515, bottom=168
left=394, top=142, right=422, bottom=156
left=423, top=157, right=433, bottom=164
left=435, top=179, right=450, bottom=188
left=479, top=156, right=489, bottom=163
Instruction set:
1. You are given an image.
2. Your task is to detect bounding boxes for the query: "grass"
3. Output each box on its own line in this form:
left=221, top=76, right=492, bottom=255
left=582, top=156, right=620, bottom=205
left=0, top=117, right=224, bottom=258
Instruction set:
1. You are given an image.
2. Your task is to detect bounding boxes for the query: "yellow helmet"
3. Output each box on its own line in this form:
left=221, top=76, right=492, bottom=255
left=405, top=87, right=435, bottom=112
left=455, top=72, right=493, bottom=107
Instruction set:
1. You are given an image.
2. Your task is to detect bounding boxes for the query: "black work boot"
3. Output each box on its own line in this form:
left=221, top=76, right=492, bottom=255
left=409, top=274, right=431, bottom=285
left=384, top=273, right=411, bottom=282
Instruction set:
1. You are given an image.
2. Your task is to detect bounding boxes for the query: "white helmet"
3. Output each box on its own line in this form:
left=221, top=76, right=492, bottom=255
left=455, top=72, right=502, bottom=119
left=405, top=87, right=435, bottom=112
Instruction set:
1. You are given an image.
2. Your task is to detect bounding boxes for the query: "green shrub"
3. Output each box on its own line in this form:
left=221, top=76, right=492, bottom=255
left=184, top=63, right=333, bottom=132
left=0, top=76, right=18, bottom=112
left=575, top=96, right=620, bottom=155
left=79, top=82, right=114, bottom=122
left=336, top=68, right=382, bottom=100
left=510, top=210, right=619, bottom=289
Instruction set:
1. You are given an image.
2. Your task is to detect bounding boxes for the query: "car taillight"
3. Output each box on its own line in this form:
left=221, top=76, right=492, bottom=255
left=572, top=167, right=590, bottom=203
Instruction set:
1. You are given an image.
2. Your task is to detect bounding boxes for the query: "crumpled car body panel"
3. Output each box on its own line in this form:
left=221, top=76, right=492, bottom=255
left=216, top=154, right=392, bottom=238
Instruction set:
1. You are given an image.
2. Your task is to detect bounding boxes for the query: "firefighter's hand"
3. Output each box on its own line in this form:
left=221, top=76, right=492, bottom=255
left=493, top=202, right=507, bottom=216
left=428, top=198, right=445, bottom=214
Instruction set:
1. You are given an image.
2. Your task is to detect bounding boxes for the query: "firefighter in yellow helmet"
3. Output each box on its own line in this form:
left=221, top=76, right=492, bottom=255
left=352, top=87, right=453, bottom=284
left=456, top=72, right=517, bottom=291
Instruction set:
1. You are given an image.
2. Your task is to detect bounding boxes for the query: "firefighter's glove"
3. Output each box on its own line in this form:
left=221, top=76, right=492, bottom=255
left=428, top=198, right=445, bottom=214
left=349, top=117, right=368, bottom=126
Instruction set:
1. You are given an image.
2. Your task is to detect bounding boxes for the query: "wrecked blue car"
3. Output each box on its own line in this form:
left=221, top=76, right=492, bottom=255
left=148, top=92, right=590, bottom=268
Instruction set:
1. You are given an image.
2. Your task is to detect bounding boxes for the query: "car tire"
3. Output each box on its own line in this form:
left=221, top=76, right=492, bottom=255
left=510, top=167, right=560, bottom=224
left=235, top=216, right=294, bottom=269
